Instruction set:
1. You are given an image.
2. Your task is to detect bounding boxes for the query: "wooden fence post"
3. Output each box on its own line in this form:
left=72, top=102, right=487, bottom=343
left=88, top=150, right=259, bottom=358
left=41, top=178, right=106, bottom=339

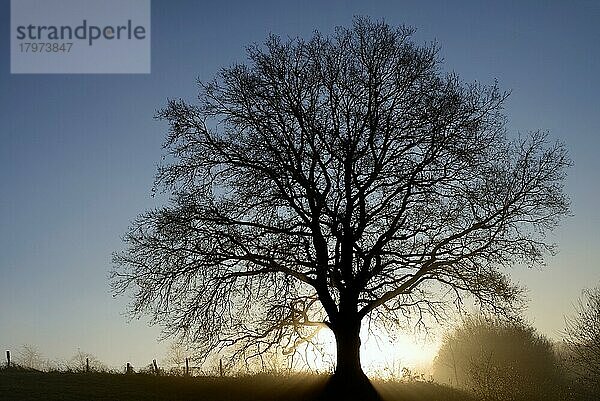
left=126, top=362, right=131, bottom=374
left=185, top=357, right=189, bottom=376
left=6, top=350, right=10, bottom=368
left=86, top=357, right=89, bottom=373
left=153, top=359, right=159, bottom=375
left=219, top=359, right=223, bottom=377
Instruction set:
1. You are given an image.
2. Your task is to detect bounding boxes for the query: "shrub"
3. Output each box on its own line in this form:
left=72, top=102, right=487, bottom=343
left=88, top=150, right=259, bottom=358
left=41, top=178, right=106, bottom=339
left=432, top=315, right=565, bottom=401
left=563, top=286, right=600, bottom=399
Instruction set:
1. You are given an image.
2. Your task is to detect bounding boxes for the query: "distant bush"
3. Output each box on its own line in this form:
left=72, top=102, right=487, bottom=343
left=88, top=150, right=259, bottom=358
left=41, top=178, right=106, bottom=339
left=67, top=349, right=108, bottom=373
left=563, top=286, right=600, bottom=400
left=14, top=344, right=48, bottom=371
left=432, top=315, right=565, bottom=401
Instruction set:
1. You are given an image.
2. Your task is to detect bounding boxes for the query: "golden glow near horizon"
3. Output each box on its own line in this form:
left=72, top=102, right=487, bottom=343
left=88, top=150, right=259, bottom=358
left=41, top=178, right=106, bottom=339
left=362, top=332, right=440, bottom=378
left=307, top=328, right=440, bottom=379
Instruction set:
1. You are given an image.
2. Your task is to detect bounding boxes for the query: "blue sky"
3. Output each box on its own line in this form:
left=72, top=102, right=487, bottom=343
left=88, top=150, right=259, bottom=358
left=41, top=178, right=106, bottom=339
left=1, top=0, right=599, bottom=368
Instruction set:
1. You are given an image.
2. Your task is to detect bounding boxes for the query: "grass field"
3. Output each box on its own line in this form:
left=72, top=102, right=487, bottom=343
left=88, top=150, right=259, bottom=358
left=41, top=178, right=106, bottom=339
left=0, top=367, right=474, bottom=401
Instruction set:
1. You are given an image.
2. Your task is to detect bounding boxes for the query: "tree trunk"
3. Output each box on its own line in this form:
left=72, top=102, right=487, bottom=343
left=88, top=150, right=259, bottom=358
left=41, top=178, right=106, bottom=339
left=320, top=317, right=380, bottom=401
left=333, top=318, right=367, bottom=382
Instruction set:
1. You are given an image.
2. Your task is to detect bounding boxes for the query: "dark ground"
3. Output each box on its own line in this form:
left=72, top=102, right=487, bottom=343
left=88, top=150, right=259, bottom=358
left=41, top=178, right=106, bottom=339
left=0, top=367, right=474, bottom=401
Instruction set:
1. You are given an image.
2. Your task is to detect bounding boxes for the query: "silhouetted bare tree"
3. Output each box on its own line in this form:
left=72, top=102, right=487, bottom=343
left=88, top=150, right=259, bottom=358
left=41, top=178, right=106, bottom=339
left=112, top=17, right=570, bottom=397
left=563, top=286, right=600, bottom=398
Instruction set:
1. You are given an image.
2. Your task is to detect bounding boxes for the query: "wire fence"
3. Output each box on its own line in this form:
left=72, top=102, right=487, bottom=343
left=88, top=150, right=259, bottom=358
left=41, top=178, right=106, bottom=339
left=3, top=349, right=225, bottom=377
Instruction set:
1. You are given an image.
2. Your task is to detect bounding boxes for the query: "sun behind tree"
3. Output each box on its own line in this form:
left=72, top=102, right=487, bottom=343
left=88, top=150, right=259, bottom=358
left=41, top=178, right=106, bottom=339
left=111, top=17, right=570, bottom=400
